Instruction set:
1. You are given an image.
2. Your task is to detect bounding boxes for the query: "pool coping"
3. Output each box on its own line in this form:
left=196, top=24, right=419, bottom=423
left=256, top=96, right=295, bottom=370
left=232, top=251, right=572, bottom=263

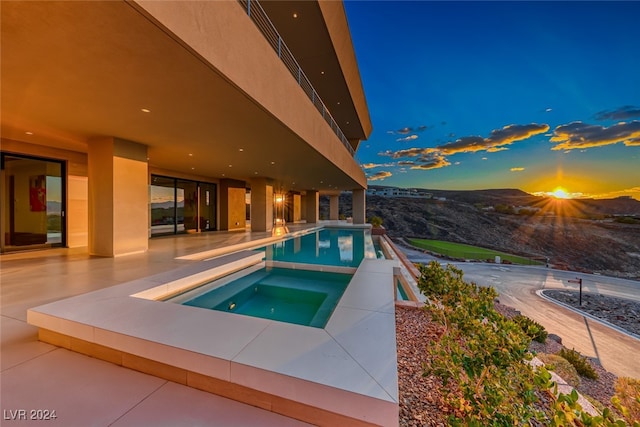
left=27, top=248, right=399, bottom=425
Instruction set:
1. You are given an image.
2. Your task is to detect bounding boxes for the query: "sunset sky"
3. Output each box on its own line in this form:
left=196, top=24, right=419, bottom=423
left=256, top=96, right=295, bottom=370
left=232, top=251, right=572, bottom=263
left=344, top=1, right=640, bottom=200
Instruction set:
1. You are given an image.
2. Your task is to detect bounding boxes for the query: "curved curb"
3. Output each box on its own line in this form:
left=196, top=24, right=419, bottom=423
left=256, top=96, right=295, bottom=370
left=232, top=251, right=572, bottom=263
left=536, top=289, right=640, bottom=341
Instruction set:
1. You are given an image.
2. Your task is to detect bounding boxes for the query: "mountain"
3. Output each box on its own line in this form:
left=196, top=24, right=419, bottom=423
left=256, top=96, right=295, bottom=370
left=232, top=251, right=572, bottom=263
left=322, top=189, right=640, bottom=279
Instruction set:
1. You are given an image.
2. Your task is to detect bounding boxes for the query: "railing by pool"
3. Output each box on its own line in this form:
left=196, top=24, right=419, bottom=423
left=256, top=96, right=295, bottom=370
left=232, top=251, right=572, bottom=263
left=238, top=0, right=355, bottom=157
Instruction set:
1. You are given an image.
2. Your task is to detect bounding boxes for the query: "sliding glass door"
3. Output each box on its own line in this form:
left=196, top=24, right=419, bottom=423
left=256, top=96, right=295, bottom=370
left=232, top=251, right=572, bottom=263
left=1, top=153, right=65, bottom=252
left=150, top=175, right=216, bottom=236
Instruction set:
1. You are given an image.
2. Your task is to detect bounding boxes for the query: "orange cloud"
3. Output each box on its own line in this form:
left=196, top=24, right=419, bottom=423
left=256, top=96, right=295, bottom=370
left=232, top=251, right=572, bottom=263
left=410, top=153, right=450, bottom=170
left=550, top=121, right=640, bottom=151
left=510, top=167, right=525, bottom=172
left=361, top=162, right=395, bottom=169
left=367, top=171, right=392, bottom=181
left=379, top=123, right=548, bottom=170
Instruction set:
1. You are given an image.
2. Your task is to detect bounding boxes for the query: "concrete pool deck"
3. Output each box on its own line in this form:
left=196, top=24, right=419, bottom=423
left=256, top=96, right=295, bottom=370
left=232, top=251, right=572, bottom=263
left=13, top=224, right=399, bottom=426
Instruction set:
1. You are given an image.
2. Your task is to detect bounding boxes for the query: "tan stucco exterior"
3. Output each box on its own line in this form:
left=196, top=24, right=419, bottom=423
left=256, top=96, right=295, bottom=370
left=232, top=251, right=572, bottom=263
left=1, top=0, right=372, bottom=255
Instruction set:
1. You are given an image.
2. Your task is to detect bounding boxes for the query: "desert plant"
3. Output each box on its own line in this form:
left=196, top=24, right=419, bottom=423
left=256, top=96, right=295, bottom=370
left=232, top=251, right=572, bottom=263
left=418, top=261, right=547, bottom=425
left=513, top=314, right=548, bottom=343
left=537, top=353, right=580, bottom=388
left=613, top=377, right=640, bottom=425
left=369, top=216, right=383, bottom=227
left=558, top=348, right=599, bottom=380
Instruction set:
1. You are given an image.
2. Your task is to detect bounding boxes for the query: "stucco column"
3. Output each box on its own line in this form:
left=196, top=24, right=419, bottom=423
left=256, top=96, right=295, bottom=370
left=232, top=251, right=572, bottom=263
left=250, top=178, right=273, bottom=232
left=352, top=189, right=366, bottom=224
left=88, top=137, right=148, bottom=257
left=220, top=179, right=247, bottom=231
left=329, top=195, right=339, bottom=220
left=305, top=190, right=319, bottom=224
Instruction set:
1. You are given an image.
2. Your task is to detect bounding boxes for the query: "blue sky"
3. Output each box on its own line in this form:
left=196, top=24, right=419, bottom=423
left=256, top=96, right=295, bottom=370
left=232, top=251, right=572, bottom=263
left=344, top=1, right=640, bottom=199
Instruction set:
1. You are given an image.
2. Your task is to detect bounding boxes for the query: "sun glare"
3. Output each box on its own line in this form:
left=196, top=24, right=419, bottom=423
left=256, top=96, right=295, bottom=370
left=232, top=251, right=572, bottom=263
left=552, top=187, right=570, bottom=199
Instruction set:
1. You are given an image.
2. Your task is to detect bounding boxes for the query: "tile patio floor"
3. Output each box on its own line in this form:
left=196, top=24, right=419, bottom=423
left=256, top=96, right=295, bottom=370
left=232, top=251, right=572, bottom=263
left=1, top=226, right=321, bottom=426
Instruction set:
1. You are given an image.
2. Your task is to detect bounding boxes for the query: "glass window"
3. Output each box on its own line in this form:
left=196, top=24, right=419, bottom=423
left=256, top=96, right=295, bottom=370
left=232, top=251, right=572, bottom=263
left=1, top=153, right=65, bottom=252
left=150, top=175, right=216, bottom=236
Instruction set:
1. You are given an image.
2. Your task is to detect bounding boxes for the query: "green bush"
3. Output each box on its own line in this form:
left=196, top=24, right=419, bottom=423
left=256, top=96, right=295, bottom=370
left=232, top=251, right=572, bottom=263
left=513, top=314, right=548, bottom=343
left=558, top=348, right=599, bottom=380
left=369, top=216, right=383, bottom=227
left=537, top=353, right=580, bottom=388
left=418, top=261, right=546, bottom=425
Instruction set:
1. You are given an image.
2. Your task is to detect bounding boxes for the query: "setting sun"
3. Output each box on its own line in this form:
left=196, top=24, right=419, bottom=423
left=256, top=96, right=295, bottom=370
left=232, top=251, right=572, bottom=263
left=552, top=187, right=570, bottom=199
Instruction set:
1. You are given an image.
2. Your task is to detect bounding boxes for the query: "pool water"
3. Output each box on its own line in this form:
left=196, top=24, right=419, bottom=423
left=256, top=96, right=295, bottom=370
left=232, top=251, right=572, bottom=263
left=182, top=267, right=352, bottom=328
left=262, top=228, right=376, bottom=267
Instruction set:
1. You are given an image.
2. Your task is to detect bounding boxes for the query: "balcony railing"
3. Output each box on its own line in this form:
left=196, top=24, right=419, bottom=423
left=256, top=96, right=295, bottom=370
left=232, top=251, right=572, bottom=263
left=238, top=0, right=355, bottom=156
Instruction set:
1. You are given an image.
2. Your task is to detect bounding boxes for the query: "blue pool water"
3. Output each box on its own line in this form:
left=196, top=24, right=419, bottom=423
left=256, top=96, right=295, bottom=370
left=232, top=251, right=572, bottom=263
left=182, top=267, right=352, bottom=328
left=261, top=227, right=376, bottom=267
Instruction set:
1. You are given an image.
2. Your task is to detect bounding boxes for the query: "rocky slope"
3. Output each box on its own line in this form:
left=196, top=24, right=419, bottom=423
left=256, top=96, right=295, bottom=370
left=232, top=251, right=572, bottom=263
left=321, top=191, right=640, bottom=278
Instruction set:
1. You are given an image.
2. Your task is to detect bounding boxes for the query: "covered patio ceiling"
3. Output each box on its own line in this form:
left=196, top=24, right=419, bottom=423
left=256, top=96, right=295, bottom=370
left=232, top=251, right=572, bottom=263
left=1, top=1, right=367, bottom=193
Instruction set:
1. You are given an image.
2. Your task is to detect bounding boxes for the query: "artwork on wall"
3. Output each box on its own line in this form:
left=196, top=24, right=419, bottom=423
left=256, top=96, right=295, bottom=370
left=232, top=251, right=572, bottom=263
left=29, top=175, right=46, bottom=212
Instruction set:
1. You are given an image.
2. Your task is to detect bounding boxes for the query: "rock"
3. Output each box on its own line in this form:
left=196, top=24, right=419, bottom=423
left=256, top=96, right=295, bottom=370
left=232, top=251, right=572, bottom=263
left=548, top=333, right=563, bottom=344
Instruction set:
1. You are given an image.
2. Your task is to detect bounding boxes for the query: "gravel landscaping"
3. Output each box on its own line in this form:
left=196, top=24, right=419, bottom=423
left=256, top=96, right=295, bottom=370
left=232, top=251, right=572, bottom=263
left=542, top=290, right=640, bottom=337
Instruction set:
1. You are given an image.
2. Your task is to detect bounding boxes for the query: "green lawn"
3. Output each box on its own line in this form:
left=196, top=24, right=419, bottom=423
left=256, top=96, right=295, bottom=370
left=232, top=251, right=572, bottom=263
left=408, top=238, right=542, bottom=265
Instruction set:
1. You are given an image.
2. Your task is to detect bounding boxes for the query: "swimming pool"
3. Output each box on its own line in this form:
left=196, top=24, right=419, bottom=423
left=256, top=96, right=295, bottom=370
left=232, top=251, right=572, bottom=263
left=175, top=267, right=352, bottom=328
left=262, top=227, right=377, bottom=267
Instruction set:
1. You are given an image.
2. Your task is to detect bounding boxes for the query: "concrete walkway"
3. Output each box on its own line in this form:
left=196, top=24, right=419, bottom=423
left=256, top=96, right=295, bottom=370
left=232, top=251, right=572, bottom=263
left=399, top=244, right=640, bottom=379
left=2, top=229, right=317, bottom=426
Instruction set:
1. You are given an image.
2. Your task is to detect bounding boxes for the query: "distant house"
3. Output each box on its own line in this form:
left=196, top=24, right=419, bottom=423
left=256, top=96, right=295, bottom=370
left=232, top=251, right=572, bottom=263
left=366, top=186, right=432, bottom=199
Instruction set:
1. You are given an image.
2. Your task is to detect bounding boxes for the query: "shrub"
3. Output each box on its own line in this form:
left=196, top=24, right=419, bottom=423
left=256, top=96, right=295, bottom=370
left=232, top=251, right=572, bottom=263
left=613, top=377, right=640, bottom=425
left=513, top=314, right=548, bottom=343
left=369, top=216, right=383, bottom=227
left=537, top=353, right=580, bottom=388
left=418, top=261, right=546, bottom=425
left=558, top=348, right=598, bottom=380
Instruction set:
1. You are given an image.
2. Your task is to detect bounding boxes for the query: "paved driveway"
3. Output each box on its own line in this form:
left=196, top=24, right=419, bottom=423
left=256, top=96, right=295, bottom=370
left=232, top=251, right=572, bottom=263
left=399, top=245, right=640, bottom=379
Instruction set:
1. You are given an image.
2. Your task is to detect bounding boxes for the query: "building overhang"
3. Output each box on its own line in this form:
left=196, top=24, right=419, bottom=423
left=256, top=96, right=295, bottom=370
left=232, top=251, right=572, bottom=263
left=1, top=0, right=369, bottom=192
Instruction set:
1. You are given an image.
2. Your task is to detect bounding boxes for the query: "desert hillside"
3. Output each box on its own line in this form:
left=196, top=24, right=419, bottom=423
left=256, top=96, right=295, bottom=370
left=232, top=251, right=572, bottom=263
left=321, top=190, right=640, bottom=279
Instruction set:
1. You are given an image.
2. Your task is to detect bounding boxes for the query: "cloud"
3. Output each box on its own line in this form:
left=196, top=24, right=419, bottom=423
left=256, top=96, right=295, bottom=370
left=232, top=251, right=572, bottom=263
left=510, top=167, right=525, bottom=172
left=595, top=105, right=640, bottom=121
left=396, top=134, right=419, bottom=142
left=622, top=139, right=639, bottom=147
left=550, top=121, right=640, bottom=151
left=380, top=123, right=549, bottom=171
left=482, top=157, right=488, bottom=160
left=410, top=153, right=451, bottom=170
left=487, top=146, right=509, bottom=153
left=367, top=171, right=392, bottom=181
left=361, top=162, right=395, bottom=169
left=387, top=125, right=429, bottom=135
left=397, top=161, right=416, bottom=166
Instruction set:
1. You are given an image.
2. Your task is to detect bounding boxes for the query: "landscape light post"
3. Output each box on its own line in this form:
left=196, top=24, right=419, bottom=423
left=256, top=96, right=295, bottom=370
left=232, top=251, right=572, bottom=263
left=567, top=277, right=583, bottom=306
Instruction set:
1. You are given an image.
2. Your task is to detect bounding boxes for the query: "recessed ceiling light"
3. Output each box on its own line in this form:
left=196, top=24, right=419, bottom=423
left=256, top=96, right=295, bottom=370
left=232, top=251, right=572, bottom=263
left=346, top=121, right=350, bottom=125
left=270, top=161, right=275, bottom=165
left=337, top=102, right=341, bottom=105
left=191, top=167, right=195, bottom=170
left=239, top=148, right=244, bottom=152
left=320, top=181, right=323, bottom=184
left=222, top=173, right=226, bottom=177
left=228, top=164, right=232, bottom=167
left=188, top=153, right=193, bottom=156
left=254, top=171, right=258, bottom=175
left=293, top=12, right=298, bottom=18
left=321, top=71, right=325, bottom=75
left=25, top=131, right=33, bottom=135
left=141, top=108, right=151, bottom=113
